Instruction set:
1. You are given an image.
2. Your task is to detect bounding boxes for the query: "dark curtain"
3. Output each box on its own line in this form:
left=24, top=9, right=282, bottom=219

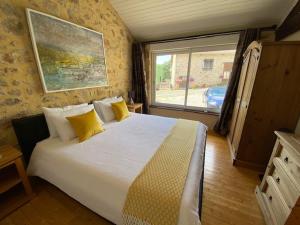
left=214, top=29, right=260, bottom=135
left=131, top=43, right=149, bottom=114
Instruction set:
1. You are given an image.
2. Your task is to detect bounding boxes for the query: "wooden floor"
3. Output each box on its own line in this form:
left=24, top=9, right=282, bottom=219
left=201, top=133, right=265, bottom=225
left=0, top=133, right=265, bottom=225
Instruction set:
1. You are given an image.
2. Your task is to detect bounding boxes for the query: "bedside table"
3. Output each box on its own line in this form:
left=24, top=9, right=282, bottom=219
left=127, top=103, right=143, bottom=113
left=0, top=145, right=34, bottom=219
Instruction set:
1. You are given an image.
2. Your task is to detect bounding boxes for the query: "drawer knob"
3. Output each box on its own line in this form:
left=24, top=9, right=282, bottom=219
left=276, top=177, right=280, bottom=184
left=269, top=196, right=272, bottom=201
left=284, top=157, right=289, bottom=163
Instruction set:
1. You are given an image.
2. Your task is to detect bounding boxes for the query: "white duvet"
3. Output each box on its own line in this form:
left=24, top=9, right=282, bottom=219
left=28, top=113, right=207, bottom=225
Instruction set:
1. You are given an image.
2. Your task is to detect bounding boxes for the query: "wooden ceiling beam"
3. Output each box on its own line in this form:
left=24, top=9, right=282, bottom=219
left=276, top=1, right=300, bottom=40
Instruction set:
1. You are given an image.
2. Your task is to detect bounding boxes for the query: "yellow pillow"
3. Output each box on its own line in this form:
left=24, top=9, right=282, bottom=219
left=67, top=109, right=104, bottom=142
left=111, top=100, right=129, bottom=121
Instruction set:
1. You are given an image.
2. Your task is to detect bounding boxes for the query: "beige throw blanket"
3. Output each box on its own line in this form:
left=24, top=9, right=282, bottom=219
left=123, top=119, right=199, bottom=225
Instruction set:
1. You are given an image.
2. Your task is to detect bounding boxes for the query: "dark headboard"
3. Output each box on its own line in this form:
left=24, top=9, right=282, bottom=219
left=12, top=114, right=49, bottom=165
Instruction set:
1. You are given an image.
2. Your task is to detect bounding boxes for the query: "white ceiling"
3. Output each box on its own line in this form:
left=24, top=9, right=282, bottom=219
left=109, top=0, right=297, bottom=41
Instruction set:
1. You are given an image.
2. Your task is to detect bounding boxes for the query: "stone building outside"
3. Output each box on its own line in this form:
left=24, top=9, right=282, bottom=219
left=155, top=50, right=236, bottom=108
left=158, top=50, right=236, bottom=90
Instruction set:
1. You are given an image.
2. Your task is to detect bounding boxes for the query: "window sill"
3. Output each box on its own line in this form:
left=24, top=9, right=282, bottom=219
left=149, top=105, right=220, bottom=116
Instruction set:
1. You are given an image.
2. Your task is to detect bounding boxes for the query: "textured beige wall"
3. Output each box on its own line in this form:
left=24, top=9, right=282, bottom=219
left=0, top=0, right=134, bottom=146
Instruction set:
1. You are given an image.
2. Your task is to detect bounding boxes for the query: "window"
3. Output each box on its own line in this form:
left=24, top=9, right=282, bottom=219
left=154, top=53, right=189, bottom=106
left=222, top=62, right=233, bottom=79
left=203, top=59, right=214, bottom=71
left=152, top=41, right=237, bottom=113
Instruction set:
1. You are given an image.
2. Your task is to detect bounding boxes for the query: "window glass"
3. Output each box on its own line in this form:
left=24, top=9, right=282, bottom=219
left=186, top=50, right=236, bottom=110
left=152, top=42, right=237, bottom=113
left=154, top=53, right=189, bottom=105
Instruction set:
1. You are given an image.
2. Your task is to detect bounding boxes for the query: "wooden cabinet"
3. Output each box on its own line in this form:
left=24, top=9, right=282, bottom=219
left=126, top=103, right=143, bottom=113
left=228, top=41, right=300, bottom=171
left=0, top=145, right=34, bottom=219
left=256, top=131, right=300, bottom=225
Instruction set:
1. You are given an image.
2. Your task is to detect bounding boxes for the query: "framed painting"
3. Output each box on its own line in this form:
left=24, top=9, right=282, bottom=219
left=26, top=9, right=108, bottom=93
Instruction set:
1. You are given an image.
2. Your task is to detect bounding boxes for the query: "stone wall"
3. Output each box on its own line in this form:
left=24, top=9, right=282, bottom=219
left=0, top=0, right=134, bottom=146
left=173, top=51, right=235, bottom=88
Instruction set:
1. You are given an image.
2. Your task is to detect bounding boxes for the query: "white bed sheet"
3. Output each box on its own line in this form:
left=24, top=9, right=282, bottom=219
left=27, top=113, right=207, bottom=225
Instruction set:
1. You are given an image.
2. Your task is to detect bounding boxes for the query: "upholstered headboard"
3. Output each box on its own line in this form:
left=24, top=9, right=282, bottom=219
left=12, top=114, right=49, bottom=165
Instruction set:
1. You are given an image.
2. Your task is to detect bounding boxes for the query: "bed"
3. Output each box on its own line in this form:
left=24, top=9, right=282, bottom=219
left=12, top=113, right=207, bottom=225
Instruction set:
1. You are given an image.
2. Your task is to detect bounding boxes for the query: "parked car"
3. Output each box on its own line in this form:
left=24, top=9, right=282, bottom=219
left=204, top=86, right=227, bottom=109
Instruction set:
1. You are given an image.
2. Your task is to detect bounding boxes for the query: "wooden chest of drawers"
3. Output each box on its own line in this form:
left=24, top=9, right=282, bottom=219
left=256, top=131, right=300, bottom=225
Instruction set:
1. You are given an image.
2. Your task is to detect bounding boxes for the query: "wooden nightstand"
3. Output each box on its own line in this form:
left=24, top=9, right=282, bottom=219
left=0, top=145, right=34, bottom=219
left=127, top=103, right=143, bottom=113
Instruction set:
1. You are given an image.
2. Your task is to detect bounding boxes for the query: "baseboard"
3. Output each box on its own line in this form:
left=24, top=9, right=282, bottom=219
left=233, top=159, right=266, bottom=172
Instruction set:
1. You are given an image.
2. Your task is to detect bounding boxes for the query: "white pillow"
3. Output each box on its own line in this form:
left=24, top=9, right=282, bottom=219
left=93, top=96, right=123, bottom=122
left=43, top=103, right=88, bottom=138
left=51, top=105, right=103, bottom=142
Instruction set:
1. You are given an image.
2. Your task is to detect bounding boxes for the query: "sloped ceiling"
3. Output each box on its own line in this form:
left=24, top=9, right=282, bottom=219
left=109, top=0, right=297, bottom=41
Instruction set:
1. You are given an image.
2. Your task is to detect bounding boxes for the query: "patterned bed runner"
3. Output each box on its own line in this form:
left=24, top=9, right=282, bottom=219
left=123, top=119, right=199, bottom=225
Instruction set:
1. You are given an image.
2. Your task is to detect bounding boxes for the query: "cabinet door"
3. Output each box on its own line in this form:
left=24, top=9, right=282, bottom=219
left=231, top=48, right=260, bottom=156
left=229, top=49, right=251, bottom=143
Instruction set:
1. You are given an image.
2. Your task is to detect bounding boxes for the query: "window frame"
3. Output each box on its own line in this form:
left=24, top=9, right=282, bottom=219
left=202, top=59, right=214, bottom=71
left=151, top=44, right=237, bottom=114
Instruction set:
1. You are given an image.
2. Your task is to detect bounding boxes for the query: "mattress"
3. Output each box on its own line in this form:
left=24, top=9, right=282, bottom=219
left=27, top=113, right=207, bottom=225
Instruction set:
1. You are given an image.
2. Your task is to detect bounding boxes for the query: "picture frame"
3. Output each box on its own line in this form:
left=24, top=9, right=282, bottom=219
left=26, top=8, right=108, bottom=93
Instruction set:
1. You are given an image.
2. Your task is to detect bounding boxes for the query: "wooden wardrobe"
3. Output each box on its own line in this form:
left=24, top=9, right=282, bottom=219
left=228, top=41, right=300, bottom=171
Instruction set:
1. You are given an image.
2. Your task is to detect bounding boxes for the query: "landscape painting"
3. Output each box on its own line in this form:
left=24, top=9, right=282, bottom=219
left=26, top=9, right=108, bottom=93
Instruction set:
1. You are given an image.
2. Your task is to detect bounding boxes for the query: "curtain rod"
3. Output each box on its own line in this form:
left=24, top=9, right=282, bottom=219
left=142, top=25, right=277, bottom=45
